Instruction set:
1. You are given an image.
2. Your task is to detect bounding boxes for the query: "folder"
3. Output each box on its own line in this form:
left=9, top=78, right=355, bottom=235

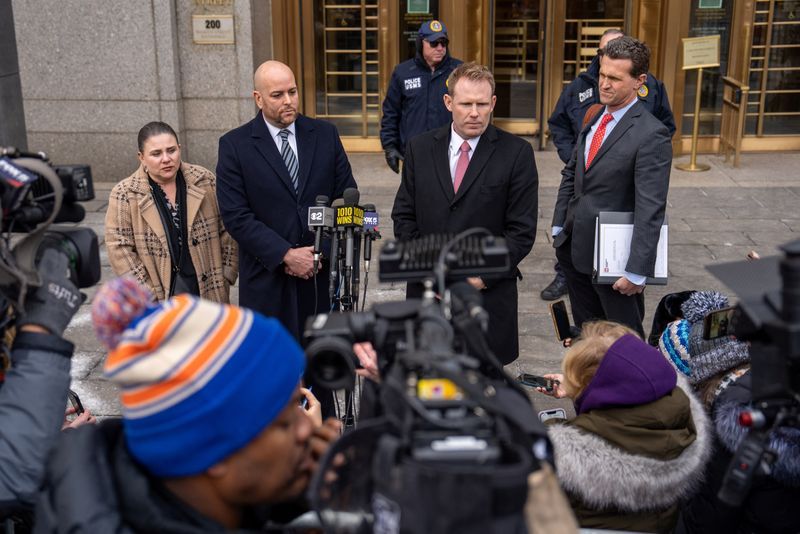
left=593, top=211, right=668, bottom=285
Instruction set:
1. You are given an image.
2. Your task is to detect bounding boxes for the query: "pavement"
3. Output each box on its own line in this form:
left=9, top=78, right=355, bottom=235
left=63, top=145, right=800, bottom=417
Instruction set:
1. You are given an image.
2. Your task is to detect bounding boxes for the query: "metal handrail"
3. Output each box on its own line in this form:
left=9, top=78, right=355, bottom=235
left=719, top=76, right=750, bottom=167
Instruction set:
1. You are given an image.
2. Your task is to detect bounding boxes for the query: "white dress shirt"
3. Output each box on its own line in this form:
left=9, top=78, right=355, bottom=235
left=447, top=126, right=481, bottom=184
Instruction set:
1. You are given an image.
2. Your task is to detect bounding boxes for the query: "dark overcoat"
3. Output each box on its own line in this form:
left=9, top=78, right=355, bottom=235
left=216, top=113, right=356, bottom=338
left=392, top=124, right=539, bottom=364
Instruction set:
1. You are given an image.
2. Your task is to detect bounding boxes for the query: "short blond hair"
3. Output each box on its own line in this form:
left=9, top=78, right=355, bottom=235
left=561, top=321, right=639, bottom=399
left=447, top=62, right=495, bottom=96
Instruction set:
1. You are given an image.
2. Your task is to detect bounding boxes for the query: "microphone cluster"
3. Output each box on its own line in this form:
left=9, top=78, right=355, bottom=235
left=307, top=187, right=381, bottom=311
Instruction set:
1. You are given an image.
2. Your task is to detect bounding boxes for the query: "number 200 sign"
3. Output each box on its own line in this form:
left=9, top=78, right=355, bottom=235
left=192, top=15, right=235, bottom=45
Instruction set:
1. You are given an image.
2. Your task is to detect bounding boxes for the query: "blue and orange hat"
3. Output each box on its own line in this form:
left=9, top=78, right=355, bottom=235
left=92, top=276, right=305, bottom=477
left=419, top=20, right=448, bottom=42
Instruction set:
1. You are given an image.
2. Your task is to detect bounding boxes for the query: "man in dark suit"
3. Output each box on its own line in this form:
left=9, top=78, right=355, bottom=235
left=392, top=62, right=538, bottom=365
left=216, top=60, right=356, bottom=339
left=552, top=37, right=671, bottom=337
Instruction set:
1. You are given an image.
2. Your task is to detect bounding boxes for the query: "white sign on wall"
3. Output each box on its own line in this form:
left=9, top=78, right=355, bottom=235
left=192, top=14, right=235, bottom=44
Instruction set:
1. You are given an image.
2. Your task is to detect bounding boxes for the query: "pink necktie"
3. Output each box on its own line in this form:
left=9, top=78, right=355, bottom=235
left=453, top=140, right=470, bottom=193
left=586, top=113, right=614, bottom=169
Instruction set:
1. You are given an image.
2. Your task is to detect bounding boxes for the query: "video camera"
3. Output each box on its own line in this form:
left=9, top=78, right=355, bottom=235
left=0, top=147, right=100, bottom=315
left=707, top=240, right=800, bottom=505
left=303, top=229, right=548, bottom=533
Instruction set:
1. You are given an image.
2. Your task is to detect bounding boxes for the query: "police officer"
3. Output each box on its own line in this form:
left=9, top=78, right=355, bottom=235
left=380, top=20, right=462, bottom=174
left=541, top=28, right=675, bottom=301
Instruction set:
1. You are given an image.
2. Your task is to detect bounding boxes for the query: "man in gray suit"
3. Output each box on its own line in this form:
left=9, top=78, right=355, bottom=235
left=552, top=36, right=671, bottom=336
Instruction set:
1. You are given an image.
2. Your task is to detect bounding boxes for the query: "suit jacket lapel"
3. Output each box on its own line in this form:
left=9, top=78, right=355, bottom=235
left=453, top=125, right=496, bottom=204
left=432, top=127, right=454, bottom=203
left=574, top=113, right=597, bottom=194
left=250, top=113, right=297, bottom=196
left=294, top=115, right=315, bottom=198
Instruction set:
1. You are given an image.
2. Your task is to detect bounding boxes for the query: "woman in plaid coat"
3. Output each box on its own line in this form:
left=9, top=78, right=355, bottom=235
left=105, top=122, right=237, bottom=303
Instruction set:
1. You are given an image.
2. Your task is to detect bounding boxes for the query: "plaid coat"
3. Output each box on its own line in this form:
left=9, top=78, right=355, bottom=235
left=105, top=162, right=238, bottom=303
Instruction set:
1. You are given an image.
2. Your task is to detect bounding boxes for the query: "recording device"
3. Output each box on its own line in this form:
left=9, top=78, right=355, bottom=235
left=702, top=306, right=735, bottom=340
left=706, top=240, right=800, bottom=506
left=303, top=230, right=549, bottom=532
left=67, top=389, right=84, bottom=415
left=0, top=148, right=101, bottom=312
left=362, top=203, right=380, bottom=273
left=549, top=300, right=571, bottom=341
left=308, top=194, right=334, bottom=273
left=538, top=408, right=567, bottom=423
left=516, top=373, right=557, bottom=393
left=328, top=198, right=344, bottom=302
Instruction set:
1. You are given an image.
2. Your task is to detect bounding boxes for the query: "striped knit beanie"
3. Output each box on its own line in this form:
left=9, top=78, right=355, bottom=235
left=92, top=276, right=305, bottom=477
left=658, top=291, right=749, bottom=384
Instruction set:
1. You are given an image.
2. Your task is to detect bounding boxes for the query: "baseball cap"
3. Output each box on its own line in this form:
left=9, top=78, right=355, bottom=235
left=419, top=20, right=448, bottom=42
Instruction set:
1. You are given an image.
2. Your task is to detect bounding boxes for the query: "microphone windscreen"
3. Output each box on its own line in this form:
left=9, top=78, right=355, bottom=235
left=362, top=203, right=376, bottom=211
left=315, top=194, right=330, bottom=206
left=343, top=187, right=360, bottom=205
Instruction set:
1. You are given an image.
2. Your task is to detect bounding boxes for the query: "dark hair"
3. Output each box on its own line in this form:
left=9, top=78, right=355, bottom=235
left=137, top=121, right=179, bottom=152
left=599, top=36, right=650, bottom=78
left=446, top=62, right=496, bottom=96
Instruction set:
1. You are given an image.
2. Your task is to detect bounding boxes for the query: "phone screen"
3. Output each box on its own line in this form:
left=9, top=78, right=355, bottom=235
left=549, top=300, right=571, bottom=341
left=703, top=307, right=735, bottom=340
left=517, top=373, right=556, bottom=392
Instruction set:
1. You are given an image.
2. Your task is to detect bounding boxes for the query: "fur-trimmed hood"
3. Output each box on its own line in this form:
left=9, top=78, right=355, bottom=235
left=549, top=376, right=712, bottom=513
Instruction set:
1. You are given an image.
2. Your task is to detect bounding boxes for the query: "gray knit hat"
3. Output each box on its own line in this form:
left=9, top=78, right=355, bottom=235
left=658, top=291, right=750, bottom=384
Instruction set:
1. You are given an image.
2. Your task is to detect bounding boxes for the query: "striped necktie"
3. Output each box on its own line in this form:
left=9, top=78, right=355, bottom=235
left=279, top=129, right=299, bottom=193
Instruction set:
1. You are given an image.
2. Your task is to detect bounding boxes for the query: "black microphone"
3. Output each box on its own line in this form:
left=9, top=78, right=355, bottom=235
left=340, top=188, right=362, bottom=272
left=448, top=281, right=490, bottom=332
left=329, top=198, right=345, bottom=301
left=308, top=195, right=333, bottom=273
left=362, top=203, right=381, bottom=273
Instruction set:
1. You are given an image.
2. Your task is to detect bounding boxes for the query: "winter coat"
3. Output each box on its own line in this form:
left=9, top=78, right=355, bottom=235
left=34, top=419, right=299, bottom=533
left=380, top=53, right=462, bottom=155
left=548, top=334, right=711, bottom=533
left=547, top=55, right=676, bottom=164
left=0, top=332, right=73, bottom=511
left=105, top=162, right=238, bottom=303
left=677, top=372, right=800, bottom=533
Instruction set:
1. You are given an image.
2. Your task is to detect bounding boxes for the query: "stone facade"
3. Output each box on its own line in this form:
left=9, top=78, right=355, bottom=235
left=12, top=0, right=265, bottom=181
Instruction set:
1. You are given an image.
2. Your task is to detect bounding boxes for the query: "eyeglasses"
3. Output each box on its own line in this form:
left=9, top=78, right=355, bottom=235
left=429, top=39, right=449, bottom=48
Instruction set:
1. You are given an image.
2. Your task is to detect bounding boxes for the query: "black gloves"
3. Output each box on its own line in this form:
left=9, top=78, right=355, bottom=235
left=384, top=147, right=403, bottom=174
left=18, top=248, right=81, bottom=337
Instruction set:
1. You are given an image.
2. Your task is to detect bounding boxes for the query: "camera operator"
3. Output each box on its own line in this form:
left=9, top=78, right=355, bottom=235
left=657, top=291, right=800, bottom=533
left=0, top=249, right=80, bottom=513
left=35, top=277, right=340, bottom=532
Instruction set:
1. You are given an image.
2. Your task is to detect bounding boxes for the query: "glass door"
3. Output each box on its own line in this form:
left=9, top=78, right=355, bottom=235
left=311, top=1, right=381, bottom=141
left=746, top=0, right=800, bottom=137
left=491, top=0, right=543, bottom=135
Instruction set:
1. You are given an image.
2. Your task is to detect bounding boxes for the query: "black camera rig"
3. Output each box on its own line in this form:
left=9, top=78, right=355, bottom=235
left=0, top=147, right=100, bottom=313
left=303, top=229, right=549, bottom=533
left=707, top=240, right=800, bottom=506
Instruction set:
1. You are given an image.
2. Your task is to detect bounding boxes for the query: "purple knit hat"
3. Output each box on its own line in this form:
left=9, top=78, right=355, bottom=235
left=575, top=334, right=678, bottom=414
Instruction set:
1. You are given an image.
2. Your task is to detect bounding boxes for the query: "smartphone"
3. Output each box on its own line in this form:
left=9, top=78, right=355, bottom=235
left=703, top=306, right=735, bottom=340
left=516, top=373, right=557, bottom=393
left=67, top=389, right=84, bottom=415
left=549, top=300, right=571, bottom=341
left=538, top=408, right=567, bottom=423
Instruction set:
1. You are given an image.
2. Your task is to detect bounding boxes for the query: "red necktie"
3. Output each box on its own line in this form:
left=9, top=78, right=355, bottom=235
left=585, top=113, right=614, bottom=169
left=453, top=140, right=470, bottom=193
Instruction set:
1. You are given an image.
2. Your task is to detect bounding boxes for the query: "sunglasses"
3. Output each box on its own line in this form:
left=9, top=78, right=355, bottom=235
left=429, top=39, right=449, bottom=48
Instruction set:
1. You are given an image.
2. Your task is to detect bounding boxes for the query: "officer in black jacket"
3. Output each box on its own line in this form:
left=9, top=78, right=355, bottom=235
left=541, top=28, right=675, bottom=301
left=380, top=20, right=462, bottom=173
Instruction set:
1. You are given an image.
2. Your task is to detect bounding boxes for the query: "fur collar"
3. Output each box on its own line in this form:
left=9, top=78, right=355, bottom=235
left=549, top=376, right=711, bottom=512
left=714, top=399, right=800, bottom=487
